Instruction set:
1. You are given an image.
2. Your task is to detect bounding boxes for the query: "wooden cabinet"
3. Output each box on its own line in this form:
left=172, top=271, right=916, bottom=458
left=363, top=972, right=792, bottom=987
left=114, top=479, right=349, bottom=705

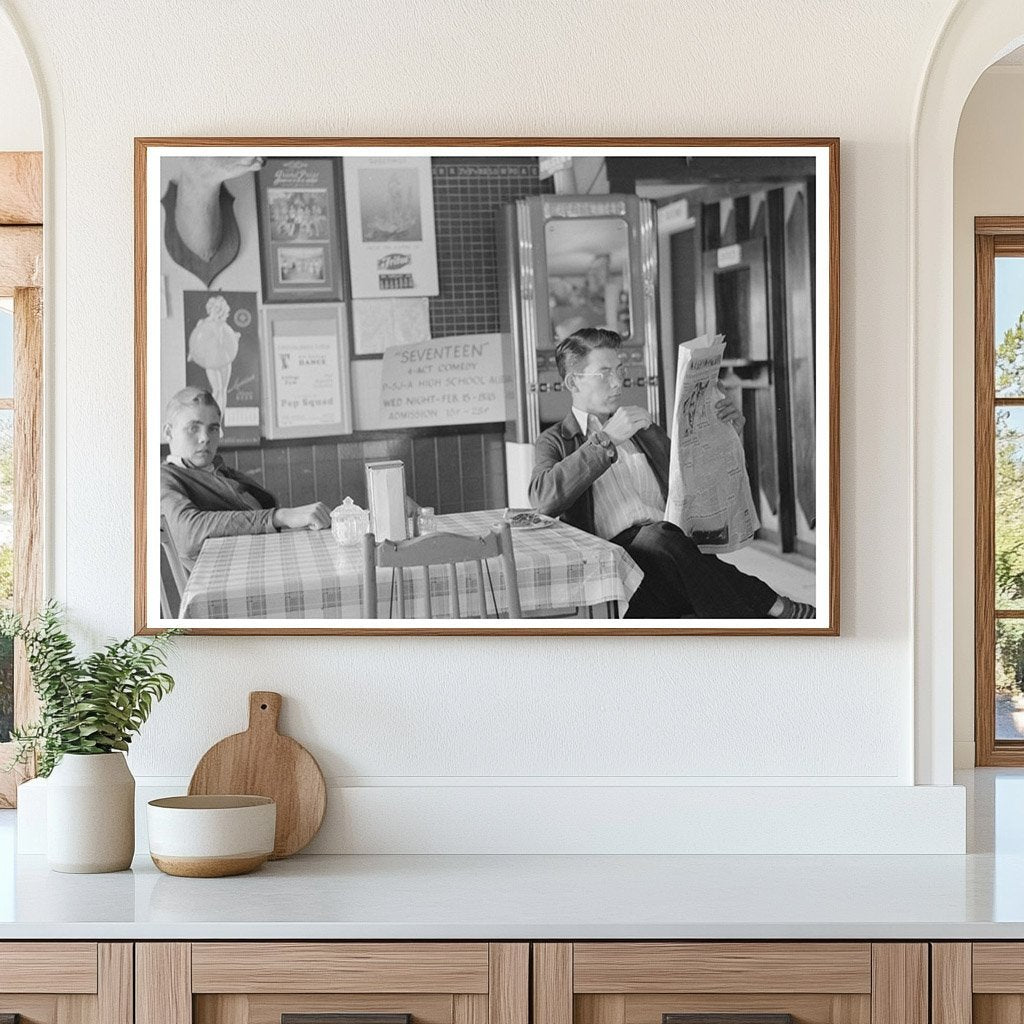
left=933, top=943, right=1022, bottom=1024
left=532, top=943, right=928, bottom=1024
left=923, top=943, right=1024, bottom=1024
left=0, top=938, right=954, bottom=1024
left=0, top=943, right=132, bottom=1024
left=136, top=944, right=528, bottom=1024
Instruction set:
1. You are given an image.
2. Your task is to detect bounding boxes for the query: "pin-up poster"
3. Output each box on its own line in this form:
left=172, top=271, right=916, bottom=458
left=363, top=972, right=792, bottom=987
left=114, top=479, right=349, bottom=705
left=343, top=156, right=439, bottom=298
left=182, top=290, right=261, bottom=446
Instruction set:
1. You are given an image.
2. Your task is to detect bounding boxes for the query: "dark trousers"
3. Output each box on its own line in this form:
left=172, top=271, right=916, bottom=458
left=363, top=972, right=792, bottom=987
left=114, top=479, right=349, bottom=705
left=612, top=521, right=777, bottom=619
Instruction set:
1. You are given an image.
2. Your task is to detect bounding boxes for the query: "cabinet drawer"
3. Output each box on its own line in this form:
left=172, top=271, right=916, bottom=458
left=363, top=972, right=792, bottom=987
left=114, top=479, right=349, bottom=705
left=0, top=942, right=98, bottom=993
left=572, top=944, right=872, bottom=994
left=973, top=944, right=1024, bottom=992
left=534, top=943, right=925, bottom=1024
left=0, top=943, right=130, bottom=1024
left=939, top=942, right=1024, bottom=1024
left=139, top=942, right=528, bottom=1024
left=191, top=943, right=490, bottom=993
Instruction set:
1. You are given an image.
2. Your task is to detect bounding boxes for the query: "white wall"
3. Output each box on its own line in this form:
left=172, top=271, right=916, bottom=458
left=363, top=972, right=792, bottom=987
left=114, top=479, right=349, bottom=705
left=0, top=0, right=973, bottom=852
left=0, top=9, right=39, bottom=152
left=952, top=66, right=1024, bottom=767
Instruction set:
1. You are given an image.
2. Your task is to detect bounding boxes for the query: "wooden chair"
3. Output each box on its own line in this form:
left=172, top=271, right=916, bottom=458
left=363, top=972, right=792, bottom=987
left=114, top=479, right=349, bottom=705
left=159, top=515, right=189, bottom=618
left=362, top=522, right=522, bottom=619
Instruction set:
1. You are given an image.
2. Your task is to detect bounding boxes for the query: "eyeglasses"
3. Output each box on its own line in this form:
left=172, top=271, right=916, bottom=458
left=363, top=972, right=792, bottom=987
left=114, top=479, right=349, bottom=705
left=572, top=364, right=629, bottom=383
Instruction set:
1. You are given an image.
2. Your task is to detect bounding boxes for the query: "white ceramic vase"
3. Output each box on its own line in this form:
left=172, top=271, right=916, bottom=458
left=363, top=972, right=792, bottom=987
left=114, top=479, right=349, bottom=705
left=46, top=752, right=135, bottom=873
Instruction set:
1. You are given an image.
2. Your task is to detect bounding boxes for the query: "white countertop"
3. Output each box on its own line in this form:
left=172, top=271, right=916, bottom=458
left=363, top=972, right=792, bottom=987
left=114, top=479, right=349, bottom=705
left=0, top=849, right=1021, bottom=940
left=1, top=769, right=1021, bottom=941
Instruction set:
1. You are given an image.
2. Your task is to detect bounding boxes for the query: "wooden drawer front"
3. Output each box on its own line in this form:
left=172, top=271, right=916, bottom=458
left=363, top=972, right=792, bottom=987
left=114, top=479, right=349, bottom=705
left=191, top=943, right=491, bottom=994
left=0, top=942, right=98, bottom=993
left=143, top=943, right=526, bottom=1024
left=197, top=993, right=468, bottom=1024
left=576, top=993, right=871, bottom=1024
left=973, top=944, right=1024, bottom=992
left=0, top=944, right=130, bottom=1024
left=572, top=944, right=872, bottom=995
left=969, top=943, right=1024, bottom=1024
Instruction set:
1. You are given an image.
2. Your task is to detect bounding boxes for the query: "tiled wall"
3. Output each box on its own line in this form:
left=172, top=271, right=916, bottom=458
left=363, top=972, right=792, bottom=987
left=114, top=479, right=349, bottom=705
left=429, top=156, right=552, bottom=337
left=249, top=157, right=551, bottom=514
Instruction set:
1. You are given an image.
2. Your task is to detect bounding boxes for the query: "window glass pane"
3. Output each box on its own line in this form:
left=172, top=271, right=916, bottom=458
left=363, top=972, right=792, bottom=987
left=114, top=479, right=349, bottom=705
left=997, top=407, right=1024, bottom=609
left=996, top=256, right=1024, bottom=397
left=0, top=637, right=10, bottom=742
left=0, top=409, right=11, bottom=742
left=0, top=306, right=11, bottom=400
left=997, top=620, right=1024, bottom=740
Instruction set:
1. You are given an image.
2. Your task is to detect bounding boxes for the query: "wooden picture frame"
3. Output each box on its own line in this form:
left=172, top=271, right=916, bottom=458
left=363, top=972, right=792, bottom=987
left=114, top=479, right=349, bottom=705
left=135, top=138, right=840, bottom=636
left=260, top=303, right=353, bottom=440
left=974, top=217, right=1024, bottom=764
left=255, top=156, right=344, bottom=303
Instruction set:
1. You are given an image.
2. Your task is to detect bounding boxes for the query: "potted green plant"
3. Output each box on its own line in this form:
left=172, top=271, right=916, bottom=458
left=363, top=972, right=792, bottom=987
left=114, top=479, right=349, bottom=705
left=1, top=602, right=179, bottom=873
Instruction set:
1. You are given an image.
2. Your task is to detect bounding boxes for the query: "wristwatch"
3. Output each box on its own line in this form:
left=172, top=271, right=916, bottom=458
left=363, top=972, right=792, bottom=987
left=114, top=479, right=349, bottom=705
left=592, top=430, right=616, bottom=458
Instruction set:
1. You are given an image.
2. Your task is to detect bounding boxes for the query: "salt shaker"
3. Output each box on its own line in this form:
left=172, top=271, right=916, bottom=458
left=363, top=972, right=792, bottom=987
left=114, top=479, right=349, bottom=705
left=416, top=506, right=436, bottom=535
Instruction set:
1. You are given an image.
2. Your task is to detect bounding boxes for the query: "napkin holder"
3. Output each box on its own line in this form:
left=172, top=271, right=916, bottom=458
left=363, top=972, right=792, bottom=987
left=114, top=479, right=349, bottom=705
left=365, top=460, right=408, bottom=541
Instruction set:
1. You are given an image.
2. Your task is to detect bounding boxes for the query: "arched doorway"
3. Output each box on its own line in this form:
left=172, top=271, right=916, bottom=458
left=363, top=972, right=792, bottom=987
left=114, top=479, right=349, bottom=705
left=913, top=1, right=1024, bottom=784
left=0, top=6, right=44, bottom=807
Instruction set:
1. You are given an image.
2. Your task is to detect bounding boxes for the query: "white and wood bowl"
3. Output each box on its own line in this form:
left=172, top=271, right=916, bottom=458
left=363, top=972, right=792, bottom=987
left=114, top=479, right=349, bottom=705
left=147, top=795, right=276, bottom=877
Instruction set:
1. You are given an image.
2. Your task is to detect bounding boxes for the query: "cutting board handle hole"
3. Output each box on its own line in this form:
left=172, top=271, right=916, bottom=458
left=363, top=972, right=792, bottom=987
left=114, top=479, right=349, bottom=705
left=260, top=703, right=268, bottom=710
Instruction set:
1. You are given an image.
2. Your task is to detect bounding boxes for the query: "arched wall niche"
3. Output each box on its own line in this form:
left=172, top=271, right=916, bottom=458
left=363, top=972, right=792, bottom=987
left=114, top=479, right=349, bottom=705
left=951, top=46, right=1024, bottom=770
left=914, top=1, right=1024, bottom=785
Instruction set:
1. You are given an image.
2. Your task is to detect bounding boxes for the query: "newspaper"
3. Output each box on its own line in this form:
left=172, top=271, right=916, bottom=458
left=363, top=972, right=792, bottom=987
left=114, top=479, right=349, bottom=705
left=663, top=335, right=759, bottom=554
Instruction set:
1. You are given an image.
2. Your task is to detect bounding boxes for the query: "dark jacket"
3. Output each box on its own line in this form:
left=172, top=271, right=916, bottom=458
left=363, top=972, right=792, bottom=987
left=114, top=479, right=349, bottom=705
left=528, top=410, right=671, bottom=537
left=161, top=457, right=278, bottom=571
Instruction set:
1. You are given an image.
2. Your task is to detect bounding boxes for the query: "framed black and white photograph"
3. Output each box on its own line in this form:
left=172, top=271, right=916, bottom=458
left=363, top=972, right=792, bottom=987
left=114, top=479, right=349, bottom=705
left=255, top=156, right=344, bottom=303
left=135, top=138, right=839, bottom=635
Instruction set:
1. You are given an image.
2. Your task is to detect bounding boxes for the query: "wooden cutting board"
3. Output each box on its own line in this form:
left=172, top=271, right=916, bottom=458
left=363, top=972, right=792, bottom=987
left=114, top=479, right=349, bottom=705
left=188, top=691, right=327, bottom=859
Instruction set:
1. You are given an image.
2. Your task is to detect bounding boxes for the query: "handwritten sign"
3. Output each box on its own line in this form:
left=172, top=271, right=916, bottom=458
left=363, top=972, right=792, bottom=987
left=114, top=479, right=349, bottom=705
left=380, top=333, right=509, bottom=428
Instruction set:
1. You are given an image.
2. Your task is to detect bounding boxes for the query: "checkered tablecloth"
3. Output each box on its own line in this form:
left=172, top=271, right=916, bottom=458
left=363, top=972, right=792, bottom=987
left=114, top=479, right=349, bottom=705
left=178, top=509, right=642, bottom=620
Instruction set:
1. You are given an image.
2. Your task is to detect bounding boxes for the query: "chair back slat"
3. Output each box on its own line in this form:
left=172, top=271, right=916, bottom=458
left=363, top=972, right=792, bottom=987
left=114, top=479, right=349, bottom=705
left=420, top=565, right=432, bottom=617
left=497, top=521, right=522, bottom=618
left=474, top=560, right=487, bottom=617
left=377, top=530, right=500, bottom=567
left=447, top=563, right=460, bottom=617
left=394, top=567, right=406, bottom=617
left=362, top=532, right=377, bottom=617
left=362, top=521, right=521, bottom=620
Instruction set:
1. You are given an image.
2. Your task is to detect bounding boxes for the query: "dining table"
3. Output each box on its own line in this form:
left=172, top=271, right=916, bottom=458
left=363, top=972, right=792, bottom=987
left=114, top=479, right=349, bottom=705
left=177, top=508, right=643, bottom=620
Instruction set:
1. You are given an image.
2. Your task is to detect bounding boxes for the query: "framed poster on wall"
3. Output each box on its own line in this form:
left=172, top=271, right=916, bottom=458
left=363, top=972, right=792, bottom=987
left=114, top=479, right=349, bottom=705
left=260, top=303, right=352, bottom=439
left=255, top=157, right=344, bottom=303
left=136, top=138, right=839, bottom=637
left=342, top=155, right=439, bottom=298
left=182, top=289, right=261, bottom=446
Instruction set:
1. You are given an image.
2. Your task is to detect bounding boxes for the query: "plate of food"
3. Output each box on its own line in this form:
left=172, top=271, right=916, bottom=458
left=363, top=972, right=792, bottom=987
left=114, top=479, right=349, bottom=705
left=502, top=509, right=556, bottom=530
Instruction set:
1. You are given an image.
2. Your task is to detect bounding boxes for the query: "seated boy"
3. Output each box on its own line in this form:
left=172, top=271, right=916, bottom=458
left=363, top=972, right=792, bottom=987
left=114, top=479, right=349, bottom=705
left=160, top=386, right=331, bottom=571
